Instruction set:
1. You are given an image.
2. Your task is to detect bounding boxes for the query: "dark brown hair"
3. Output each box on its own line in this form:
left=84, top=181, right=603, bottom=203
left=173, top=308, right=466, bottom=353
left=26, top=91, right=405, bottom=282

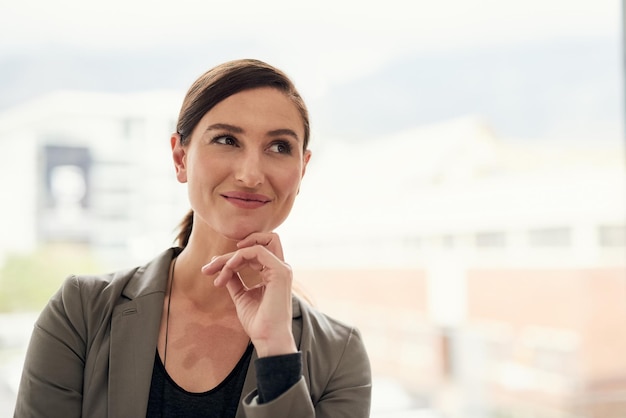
left=174, top=59, right=310, bottom=247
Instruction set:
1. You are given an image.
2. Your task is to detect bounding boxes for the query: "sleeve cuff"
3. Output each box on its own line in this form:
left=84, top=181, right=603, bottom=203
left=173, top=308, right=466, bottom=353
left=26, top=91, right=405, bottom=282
left=254, top=352, right=303, bottom=403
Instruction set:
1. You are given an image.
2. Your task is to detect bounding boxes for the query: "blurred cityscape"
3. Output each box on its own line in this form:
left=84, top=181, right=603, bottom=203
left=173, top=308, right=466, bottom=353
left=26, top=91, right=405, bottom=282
left=0, top=88, right=623, bottom=417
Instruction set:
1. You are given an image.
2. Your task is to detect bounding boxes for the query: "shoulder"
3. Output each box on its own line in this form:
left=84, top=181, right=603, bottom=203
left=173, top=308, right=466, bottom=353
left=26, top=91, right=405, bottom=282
left=54, top=266, right=139, bottom=317
left=44, top=248, right=176, bottom=329
left=292, top=295, right=369, bottom=365
left=292, top=295, right=371, bottom=402
left=293, top=295, right=361, bottom=345
left=56, top=247, right=177, bottom=303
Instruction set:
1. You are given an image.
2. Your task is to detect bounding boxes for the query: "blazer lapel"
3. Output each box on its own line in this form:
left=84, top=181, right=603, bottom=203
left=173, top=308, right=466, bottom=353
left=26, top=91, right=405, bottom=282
left=108, top=293, right=164, bottom=417
left=107, top=248, right=175, bottom=417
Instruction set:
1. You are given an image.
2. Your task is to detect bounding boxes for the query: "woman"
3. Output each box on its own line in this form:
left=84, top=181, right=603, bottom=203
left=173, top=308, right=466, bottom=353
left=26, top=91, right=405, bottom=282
left=14, top=59, right=371, bottom=417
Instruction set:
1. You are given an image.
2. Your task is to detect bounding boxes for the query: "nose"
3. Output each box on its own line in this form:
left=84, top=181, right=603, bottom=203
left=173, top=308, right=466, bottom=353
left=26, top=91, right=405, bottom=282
left=234, top=149, right=265, bottom=188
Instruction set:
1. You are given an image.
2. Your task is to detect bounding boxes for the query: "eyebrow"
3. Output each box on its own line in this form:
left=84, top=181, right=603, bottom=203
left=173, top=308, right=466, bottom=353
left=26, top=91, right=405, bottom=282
left=206, top=123, right=243, bottom=134
left=267, top=129, right=300, bottom=141
left=206, top=123, right=301, bottom=142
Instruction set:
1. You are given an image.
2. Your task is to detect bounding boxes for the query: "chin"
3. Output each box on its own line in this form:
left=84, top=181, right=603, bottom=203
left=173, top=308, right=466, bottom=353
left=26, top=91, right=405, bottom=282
left=221, top=225, right=267, bottom=241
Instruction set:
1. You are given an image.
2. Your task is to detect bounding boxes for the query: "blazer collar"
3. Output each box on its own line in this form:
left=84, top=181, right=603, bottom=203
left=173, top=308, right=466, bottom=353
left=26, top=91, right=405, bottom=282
left=121, top=247, right=181, bottom=300
left=108, top=248, right=176, bottom=416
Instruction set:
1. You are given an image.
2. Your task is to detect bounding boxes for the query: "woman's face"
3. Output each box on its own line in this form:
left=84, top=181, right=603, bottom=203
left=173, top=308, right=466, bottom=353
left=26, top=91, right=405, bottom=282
left=172, top=87, right=311, bottom=241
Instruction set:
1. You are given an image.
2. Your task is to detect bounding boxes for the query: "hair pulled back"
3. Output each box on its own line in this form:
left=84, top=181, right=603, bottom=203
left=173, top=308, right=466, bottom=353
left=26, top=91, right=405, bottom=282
left=174, top=59, right=310, bottom=247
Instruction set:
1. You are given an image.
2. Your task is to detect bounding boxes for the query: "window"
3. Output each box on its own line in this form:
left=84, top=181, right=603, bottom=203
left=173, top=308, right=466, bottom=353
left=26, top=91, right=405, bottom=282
left=476, top=231, right=507, bottom=248
left=528, top=227, right=571, bottom=247
left=598, top=225, right=626, bottom=247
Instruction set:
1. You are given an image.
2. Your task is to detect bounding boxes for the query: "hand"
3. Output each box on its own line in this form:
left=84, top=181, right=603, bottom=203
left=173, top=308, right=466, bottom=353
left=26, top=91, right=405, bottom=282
left=201, top=232, right=297, bottom=357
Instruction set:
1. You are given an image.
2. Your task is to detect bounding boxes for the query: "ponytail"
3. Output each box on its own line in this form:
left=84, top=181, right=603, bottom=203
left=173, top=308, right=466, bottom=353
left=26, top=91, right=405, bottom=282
left=176, top=209, right=194, bottom=248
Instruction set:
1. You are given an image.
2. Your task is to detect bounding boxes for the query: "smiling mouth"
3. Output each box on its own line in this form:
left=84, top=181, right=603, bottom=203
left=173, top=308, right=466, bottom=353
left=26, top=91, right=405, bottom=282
left=221, top=192, right=272, bottom=207
left=236, top=197, right=269, bottom=203
left=224, top=195, right=270, bottom=203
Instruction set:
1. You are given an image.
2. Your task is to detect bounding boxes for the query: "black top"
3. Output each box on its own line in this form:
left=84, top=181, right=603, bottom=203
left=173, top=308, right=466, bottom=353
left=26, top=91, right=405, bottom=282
left=146, top=345, right=302, bottom=417
left=146, top=344, right=252, bottom=418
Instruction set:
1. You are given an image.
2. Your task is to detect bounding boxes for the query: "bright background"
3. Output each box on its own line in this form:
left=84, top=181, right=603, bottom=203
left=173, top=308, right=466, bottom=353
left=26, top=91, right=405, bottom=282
left=0, top=1, right=624, bottom=417
left=0, top=0, right=623, bottom=142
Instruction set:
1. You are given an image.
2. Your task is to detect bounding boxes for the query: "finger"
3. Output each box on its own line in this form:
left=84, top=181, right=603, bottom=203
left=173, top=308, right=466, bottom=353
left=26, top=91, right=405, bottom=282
left=202, top=247, right=282, bottom=290
left=237, top=234, right=271, bottom=248
left=212, top=262, right=239, bottom=288
left=225, top=246, right=281, bottom=274
left=208, top=250, right=264, bottom=288
left=223, top=271, right=245, bottom=296
left=237, top=232, right=284, bottom=260
left=237, top=264, right=266, bottom=290
left=201, top=253, right=233, bottom=275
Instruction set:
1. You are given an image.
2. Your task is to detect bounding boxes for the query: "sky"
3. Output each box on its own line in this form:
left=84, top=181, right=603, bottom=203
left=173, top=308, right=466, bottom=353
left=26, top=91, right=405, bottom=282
left=1, top=0, right=620, bottom=82
left=0, top=0, right=623, bottom=141
left=1, top=0, right=618, bottom=47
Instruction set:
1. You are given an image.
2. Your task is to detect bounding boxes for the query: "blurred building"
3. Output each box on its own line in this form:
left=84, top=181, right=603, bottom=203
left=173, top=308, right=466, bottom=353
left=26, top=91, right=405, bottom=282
left=0, top=91, right=624, bottom=417
left=0, top=90, right=188, bottom=267
left=287, top=118, right=626, bottom=418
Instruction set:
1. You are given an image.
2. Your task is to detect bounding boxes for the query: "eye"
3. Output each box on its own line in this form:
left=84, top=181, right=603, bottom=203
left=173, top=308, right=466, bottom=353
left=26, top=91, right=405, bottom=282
left=212, top=135, right=238, bottom=146
left=268, top=141, right=292, bottom=154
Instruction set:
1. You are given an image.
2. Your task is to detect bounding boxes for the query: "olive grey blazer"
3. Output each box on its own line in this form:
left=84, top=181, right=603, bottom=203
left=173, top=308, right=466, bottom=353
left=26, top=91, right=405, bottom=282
left=14, top=248, right=371, bottom=417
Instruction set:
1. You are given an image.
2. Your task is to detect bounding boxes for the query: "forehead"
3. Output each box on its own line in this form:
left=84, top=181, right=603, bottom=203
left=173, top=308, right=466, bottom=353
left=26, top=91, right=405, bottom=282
left=201, top=87, right=304, bottom=136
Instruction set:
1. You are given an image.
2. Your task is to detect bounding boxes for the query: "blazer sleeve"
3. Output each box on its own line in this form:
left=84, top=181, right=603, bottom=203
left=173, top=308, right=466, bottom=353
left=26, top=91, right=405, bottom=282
left=241, top=326, right=371, bottom=418
left=14, top=276, right=88, bottom=418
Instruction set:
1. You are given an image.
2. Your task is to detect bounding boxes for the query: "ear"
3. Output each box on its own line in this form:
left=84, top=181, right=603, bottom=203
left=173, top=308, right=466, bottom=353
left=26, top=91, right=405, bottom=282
left=171, top=133, right=188, bottom=183
left=301, top=149, right=312, bottom=178
left=297, top=150, right=312, bottom=195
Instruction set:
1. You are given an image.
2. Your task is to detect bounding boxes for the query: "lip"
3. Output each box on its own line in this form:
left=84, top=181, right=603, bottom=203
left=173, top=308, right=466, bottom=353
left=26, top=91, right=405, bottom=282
left=221, top=191, right=272, bottom=209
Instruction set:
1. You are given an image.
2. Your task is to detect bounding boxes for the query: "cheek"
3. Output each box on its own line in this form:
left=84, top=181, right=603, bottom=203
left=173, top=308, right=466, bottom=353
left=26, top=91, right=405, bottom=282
left=188, top=153, right=225, bottom=183
left=277, top=168, right=303, bottom=196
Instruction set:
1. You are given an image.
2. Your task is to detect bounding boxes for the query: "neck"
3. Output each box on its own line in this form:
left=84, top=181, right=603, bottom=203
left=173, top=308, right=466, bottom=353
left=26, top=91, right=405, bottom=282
left=172, top=226, right=239, bottom=312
